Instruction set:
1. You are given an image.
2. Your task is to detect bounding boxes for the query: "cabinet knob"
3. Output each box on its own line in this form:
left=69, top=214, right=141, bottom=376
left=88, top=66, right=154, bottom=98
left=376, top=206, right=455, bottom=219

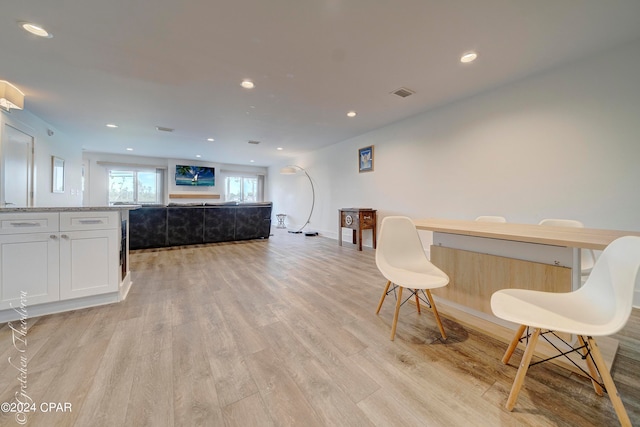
left=50, top=235, right=58, bottom=239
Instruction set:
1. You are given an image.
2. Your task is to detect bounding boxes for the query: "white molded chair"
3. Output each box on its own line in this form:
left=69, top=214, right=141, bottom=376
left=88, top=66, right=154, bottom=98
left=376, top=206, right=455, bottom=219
left=538, top=218, right=597, bottom=277
left=491, top=235, right=640, bottom=427
left=475, top=215, right=507, bottom=223
left=375, top=216, right=449, bottom=341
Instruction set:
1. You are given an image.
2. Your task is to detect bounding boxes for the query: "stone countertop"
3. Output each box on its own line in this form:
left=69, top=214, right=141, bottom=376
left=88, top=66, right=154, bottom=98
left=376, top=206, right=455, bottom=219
left=0, top=205, right=141, bottom=213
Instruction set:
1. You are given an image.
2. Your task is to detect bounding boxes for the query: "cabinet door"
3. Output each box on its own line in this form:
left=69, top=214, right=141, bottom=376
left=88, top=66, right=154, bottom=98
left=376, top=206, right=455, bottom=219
left=59, top=229, right=119, bottom=300
left=0, top=233, right=60, bottom=309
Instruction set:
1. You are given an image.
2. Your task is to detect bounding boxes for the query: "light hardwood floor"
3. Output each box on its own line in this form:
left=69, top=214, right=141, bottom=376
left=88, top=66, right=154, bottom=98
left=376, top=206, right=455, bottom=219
left=1, top=229, right=639, bottom=426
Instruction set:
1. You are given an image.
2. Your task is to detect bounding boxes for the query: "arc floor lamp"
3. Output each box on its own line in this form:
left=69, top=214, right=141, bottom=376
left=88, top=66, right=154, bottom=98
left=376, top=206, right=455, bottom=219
left=280, top=165, right=318, bottom=235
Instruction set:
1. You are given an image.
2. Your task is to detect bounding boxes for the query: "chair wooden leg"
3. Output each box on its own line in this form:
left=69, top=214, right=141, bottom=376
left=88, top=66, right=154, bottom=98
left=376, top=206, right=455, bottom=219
left=414, top=290, right=421, bottom=314
left=502, top=325, right=527, bottom=364
left=506, top=327, right=541, bottom=411
left=425, top=290, right=446, bottom=340
left=587, top=337, right=632, bottom=427
left=578, top=335, right=604, bottom=396
left=390, top=286, right=403, bottom=341
left=376, top=281, right=391, bottom=314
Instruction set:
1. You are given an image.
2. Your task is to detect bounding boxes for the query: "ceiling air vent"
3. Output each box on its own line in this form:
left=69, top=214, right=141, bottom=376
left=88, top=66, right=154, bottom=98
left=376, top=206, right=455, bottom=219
left=391, top=87, right=415, bottom=98
left=156, top=126, right=174, bottom=132
left=248, top=140, right=260, bottom=145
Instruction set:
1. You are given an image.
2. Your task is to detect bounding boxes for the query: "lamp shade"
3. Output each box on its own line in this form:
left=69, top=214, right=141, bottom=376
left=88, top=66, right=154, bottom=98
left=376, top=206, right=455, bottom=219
left=0, top=80, right=24, bottom=111
left=280, top=166, right=298, bottom=175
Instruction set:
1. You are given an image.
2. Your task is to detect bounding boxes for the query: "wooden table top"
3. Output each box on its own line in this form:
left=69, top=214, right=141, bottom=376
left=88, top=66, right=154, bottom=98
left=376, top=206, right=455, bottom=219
left=413, top=218, right=640, bottom=250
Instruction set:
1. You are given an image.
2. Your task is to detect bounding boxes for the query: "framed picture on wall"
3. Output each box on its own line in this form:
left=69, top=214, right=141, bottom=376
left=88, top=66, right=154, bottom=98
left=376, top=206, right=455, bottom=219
left=52, top=156, right=65, bottom=193
left=358, top=145, right=374, bottom=173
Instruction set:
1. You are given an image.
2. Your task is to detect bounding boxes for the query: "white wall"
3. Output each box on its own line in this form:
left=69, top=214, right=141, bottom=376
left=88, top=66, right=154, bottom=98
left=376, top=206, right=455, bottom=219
left=1, top=109, right=83, bottom=206
left=269, top=38, right=640, bottom=305
left=271, top=38, right=640, bottom=235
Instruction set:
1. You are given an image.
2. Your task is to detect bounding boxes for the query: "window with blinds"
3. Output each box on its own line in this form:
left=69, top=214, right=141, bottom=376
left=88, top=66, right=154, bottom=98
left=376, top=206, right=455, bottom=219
left=224, top=174, right=264, bottom=202
left=108, top=168, right=164, bottom=205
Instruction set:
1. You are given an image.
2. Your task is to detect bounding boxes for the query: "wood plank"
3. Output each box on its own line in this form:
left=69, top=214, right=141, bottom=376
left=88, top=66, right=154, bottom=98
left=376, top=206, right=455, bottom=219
left=245, top=347, right=325, bottom=427
left=171, top=318, right=223, bottom=426
left=204, top=314, right=260, bottom=408
left=169, top=193, right=220, bottom=199
left=259, top=321, right=375, bottom=426
left=73, top=316, right=144, bottom=427
left=125, top=348, right=174, bottom=426
left=222, top=393, right=274, bottom=427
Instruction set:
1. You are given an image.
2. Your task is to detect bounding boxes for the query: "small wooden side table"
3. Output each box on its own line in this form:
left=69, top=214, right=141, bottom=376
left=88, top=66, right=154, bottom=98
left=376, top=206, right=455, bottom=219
left=338, top=208, right=377, bottom=251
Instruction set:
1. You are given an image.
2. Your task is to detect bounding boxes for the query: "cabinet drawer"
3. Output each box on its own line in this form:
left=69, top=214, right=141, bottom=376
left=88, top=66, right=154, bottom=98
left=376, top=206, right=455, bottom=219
left=60, top=211, right=119, bottom=231
left=0, top=213, right=59, bottom=234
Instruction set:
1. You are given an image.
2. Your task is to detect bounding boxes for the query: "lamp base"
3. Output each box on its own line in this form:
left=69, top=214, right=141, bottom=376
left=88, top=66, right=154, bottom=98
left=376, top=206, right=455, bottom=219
left=287, top=229, right=318, bottom=236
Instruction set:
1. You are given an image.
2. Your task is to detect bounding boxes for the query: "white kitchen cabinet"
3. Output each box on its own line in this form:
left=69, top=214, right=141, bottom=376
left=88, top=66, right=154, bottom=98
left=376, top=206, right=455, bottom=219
left=58, top=212, right=120, bottom=300
left=0, top=210, right=123, bottom=316
left=0, top=232, right=60, bottom=309
left=59, top=228, right=119, bottom=300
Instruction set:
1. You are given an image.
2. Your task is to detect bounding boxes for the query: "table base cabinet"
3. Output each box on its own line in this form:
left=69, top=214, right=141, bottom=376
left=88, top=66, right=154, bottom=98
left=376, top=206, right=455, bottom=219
left=430, top=245, right=571, bottom=315
left=338, top=208, right=377, bottom=251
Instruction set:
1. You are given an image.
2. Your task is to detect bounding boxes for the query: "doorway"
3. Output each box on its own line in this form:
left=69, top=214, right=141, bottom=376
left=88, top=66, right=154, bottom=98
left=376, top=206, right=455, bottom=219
left=1, top=123, right=34, bottom=207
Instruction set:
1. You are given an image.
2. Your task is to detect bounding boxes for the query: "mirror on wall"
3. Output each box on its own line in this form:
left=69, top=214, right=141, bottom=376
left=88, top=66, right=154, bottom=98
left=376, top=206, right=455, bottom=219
left=52, top=156, right=65, bottom=193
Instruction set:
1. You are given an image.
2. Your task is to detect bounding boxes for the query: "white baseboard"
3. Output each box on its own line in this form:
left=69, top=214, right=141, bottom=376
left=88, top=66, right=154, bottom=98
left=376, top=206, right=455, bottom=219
left=0, top=292, right=120, bottom=323
left=120, top=271, right=133, bottom=300
left=634, top=288, right=640, bottom=309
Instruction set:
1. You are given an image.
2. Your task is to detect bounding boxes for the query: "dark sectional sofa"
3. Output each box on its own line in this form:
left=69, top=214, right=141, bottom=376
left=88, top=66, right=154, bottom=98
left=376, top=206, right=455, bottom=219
left=129, top=202, right=272, bottom=249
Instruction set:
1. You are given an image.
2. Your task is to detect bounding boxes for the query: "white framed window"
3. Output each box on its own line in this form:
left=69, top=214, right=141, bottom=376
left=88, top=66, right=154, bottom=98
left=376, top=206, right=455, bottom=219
left=108, top=168, right=164, bottom=204
left=225, top=174, right=264, bottom=202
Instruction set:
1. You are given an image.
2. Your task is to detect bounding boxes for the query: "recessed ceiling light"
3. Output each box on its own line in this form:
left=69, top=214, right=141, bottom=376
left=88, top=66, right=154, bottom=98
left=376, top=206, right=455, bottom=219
left=460, top=51, right=478, bottom=63
left=196, top=154, right=201, bottom=158
left=106, top=123, right=118, bottom=128
left=241, top=80, right=255, bottom=89
left=126, top=148, right=133, bottom=151
left=277, top=147, right=284, bottom=151
left=347, top=111, right=357, bottom=118
left=19, top=22, right=53, bottom=38
left=207, top=138, right=214, bottom=142
left=250, top=160, right=255, bottom=163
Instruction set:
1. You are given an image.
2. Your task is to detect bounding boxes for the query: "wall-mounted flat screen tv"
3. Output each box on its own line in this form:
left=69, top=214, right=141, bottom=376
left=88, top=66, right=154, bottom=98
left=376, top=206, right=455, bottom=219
left=175, top=165, right=215, bottom=186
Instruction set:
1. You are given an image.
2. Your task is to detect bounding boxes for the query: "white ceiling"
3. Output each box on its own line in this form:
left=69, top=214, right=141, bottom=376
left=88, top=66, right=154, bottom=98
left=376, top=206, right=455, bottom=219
left=3, top=1, right=640, bottom=167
